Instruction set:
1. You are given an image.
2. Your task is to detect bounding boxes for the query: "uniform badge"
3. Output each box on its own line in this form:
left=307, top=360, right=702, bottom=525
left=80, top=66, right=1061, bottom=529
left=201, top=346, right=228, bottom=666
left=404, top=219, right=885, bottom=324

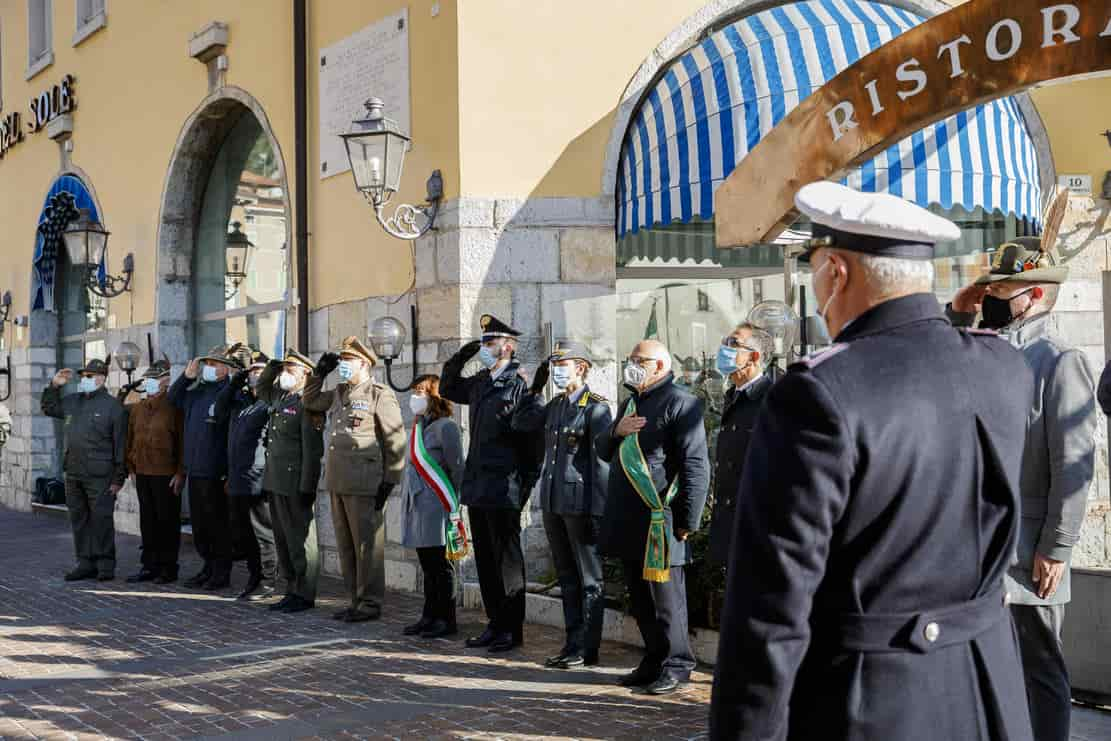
left=351, top=400, right=370, bottom=412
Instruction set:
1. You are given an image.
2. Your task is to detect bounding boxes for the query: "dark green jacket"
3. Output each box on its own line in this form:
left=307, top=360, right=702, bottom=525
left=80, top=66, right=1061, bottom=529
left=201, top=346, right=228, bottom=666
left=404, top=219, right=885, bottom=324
left=257, top=362, right=324, bottom=497
left=41, top=384, right=127, bottom=485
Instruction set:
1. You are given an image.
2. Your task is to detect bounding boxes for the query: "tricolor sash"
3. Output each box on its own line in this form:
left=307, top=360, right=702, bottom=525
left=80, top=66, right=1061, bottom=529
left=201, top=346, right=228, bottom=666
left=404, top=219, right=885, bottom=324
left=618, top=398, right=677, bottom=582
left=410, top=420, right=468, bottom=560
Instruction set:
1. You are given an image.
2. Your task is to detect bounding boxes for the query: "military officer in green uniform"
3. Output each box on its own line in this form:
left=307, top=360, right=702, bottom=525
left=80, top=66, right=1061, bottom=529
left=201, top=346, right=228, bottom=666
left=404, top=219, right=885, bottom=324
left=256, top=349, right=324, bottom=614
left=305, top=336, right=406, bottom=622
left=42, top=358, right=128, bottom=581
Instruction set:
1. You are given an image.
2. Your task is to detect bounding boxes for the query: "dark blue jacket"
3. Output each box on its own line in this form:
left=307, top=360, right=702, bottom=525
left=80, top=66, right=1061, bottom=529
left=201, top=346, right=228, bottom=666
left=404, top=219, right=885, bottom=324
left=168, top=372, right=230, bottom=480
left=214, top=380, right=268, bottom=496
left=710, top=294, right=1035, bottom=741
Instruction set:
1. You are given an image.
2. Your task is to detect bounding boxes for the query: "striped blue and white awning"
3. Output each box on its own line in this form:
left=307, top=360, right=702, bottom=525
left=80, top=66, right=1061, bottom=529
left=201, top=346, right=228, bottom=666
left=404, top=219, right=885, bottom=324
left=616, top=0, right=1042, bottom=239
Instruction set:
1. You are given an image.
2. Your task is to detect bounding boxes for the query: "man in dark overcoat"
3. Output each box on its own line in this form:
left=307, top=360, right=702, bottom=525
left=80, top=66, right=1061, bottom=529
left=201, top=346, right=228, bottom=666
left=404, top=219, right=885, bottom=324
left=709, top=182, right=1035, bottom=741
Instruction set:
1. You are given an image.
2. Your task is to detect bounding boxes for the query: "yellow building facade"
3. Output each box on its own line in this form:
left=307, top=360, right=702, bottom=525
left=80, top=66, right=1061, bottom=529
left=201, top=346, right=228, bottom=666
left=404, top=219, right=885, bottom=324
left=1, top=0, right=1109, bottom=577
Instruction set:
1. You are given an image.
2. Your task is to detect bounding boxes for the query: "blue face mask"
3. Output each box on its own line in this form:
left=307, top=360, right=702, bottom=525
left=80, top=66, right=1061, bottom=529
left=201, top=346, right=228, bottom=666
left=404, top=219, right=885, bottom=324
left=143, top=378, right=162, bottom=396
left=550, top=364, right=574, bottom=390
left=78, top=376, right=98, bottom=394
left=338, top=360, right=355, bottom=381
left=478, top=345, right=499, bottom=369
left=202, top=365, right=219, bottom=383
left=716, top=346, right=739, bottom=375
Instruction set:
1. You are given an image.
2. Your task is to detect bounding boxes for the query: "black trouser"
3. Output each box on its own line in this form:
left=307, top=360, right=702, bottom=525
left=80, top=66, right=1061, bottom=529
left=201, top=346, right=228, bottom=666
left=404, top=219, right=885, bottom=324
left=1011, top=604, right=1071, bottom=741
left=544, top=512, right=604, bottom=660
left=187, top=476, right=232, bottom=579
left=65, top=477, right=116, bottom=576
left=229, top=493, right=276, bottom=581
left=135, top=474, right=181, bottom=577
left=417, top=546, right=456, bottom=625
left=469, top=506, right=526, bottom=638
left=623, top=559, right=695, bottom=681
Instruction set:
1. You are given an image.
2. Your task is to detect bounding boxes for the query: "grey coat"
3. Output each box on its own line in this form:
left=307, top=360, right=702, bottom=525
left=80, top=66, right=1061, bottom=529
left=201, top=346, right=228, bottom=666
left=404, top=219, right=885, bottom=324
left=401, top=416, right=464, bottom=549
left=950, top=309, right=1097, bottom=606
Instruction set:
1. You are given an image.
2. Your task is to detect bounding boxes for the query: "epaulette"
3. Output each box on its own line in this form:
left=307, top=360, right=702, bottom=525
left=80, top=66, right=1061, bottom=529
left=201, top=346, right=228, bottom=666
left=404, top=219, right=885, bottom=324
left=587, top=391, right=609, bottom=405
left=789, top=343, right=849, bottom=370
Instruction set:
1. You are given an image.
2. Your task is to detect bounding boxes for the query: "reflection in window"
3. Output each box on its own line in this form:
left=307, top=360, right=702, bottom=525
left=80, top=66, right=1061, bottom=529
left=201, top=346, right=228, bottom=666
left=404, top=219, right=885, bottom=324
left=194, top=113, right=288, bottom=358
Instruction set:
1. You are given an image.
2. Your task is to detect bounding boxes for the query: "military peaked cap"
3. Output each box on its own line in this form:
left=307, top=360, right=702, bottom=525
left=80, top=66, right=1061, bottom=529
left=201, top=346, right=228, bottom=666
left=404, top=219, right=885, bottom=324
left=975, top=236, right=1068, bottom=285
left=249, top=350, right=270, bottom=370
left=80, top=358, right=110, bottom=376
left=339, top=336, right=378, bottom=367
left=480, top=314, right=521, bottom=340
left=548, top=340, right=593, bottom=366
left=141, top=358, right=172, bottom=379
left=282, top=348, right=315, bottom=373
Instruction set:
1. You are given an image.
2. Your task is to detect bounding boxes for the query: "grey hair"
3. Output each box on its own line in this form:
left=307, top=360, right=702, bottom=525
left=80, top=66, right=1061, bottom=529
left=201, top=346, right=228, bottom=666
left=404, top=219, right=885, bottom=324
left=734, top=322, right=775, bottom=369
left=848, top=251, right=935, bottom=298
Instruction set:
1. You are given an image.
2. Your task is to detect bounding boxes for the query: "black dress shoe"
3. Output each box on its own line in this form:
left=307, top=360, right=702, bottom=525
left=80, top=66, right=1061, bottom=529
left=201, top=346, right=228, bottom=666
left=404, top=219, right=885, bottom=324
left=487, top=632, right=521, bottom=653
left=583, top=652, right=600, bottom=667
left=183, top=570, right=211, bottom=588
left=403, top=617, right=433, bottom=636
left=154, top=571, right=178, bottom=584
left=333, top=607, right=353, bottom=620
left=237, top=573, right=264, bottom=600
left=64, top=568, right=97, bottom=582
left=281, top=596, right=315, bottom=614
left=618, top=667, right=659, bottom=687
left=420, top=620, right=458, bottom=639
left=465, top=626, right=498, bottom=648
left=269, top=594, right=295, bottom=611
left=202, top=575, right=231, bottom=591
left=126, top=569, right=157, bottom=583
left=545, top=652, right=585, bottom=669
left=544, top=649, right=574, bottom=667
left=645, top=674, right=683, bottom=695
left=97, top=573, right=114, bottom=582
left=343, top=606, right=380, bottom=623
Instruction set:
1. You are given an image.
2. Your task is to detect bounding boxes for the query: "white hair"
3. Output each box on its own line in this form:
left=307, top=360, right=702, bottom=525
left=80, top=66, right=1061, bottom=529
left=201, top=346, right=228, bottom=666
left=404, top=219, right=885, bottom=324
left=852, top=252, right=935, bottom=298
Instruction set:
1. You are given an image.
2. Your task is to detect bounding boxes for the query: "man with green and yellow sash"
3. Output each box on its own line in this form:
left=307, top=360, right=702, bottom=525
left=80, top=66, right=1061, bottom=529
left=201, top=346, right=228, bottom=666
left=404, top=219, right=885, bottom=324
left=597, top=339, right=709, bottom=695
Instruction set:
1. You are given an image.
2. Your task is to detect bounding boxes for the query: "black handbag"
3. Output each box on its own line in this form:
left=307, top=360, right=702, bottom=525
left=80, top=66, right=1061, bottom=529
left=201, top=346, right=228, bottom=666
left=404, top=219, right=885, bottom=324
left=33, top=477, right=66, bottom=505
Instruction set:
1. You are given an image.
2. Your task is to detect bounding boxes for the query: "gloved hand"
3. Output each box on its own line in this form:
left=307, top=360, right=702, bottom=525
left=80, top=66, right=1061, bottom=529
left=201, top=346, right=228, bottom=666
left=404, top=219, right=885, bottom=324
left=456, top=340, right=482, bottom=361
left=232, top=368, right=250, bottom=389
left=529, top=361, right=550, bottom=395
left=376, top=482, right=394, bottom=511
left=315, top=352, right=340, bottom=377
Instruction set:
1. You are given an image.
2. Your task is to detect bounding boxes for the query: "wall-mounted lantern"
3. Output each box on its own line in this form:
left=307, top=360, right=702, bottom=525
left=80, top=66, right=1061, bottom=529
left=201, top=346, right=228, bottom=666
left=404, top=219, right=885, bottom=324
left=62, top=209, right=134, bottom=298
left=225, top=221, right=252, bottom=300
left=342, top=98, right=442, bottom=241
left=115, top=341, right=142, bottom=386
left=0, top=292, right=11, bottom=402
left=367, top=305, right=420, bottom=392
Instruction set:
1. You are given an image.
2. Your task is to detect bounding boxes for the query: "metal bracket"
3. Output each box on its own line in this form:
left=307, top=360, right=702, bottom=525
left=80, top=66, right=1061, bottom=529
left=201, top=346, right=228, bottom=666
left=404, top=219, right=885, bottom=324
left=86, top=253, right=134, bottom=299
left=381, top=303, right=420, bottom=392
left=366, top=170, right=443, bottom=241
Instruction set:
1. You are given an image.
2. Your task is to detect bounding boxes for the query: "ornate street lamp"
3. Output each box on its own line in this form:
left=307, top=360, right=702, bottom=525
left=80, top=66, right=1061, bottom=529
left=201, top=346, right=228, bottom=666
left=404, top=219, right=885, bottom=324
left=367, top=305, right=420, bottom=393
left=341, top=98, right=442, bottom=240
left=62, top=209, right=134, bottom=298
left=115, top=341, right=142, bottom=386
left=748, top=299, right=799, bottom=364
left=225, top=221, right=252, bottom=300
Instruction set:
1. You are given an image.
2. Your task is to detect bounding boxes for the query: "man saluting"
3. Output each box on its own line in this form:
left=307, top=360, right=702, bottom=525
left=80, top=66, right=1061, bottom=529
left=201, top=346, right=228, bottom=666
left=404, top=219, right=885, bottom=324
left=710, top=183, right=1035, bottom=741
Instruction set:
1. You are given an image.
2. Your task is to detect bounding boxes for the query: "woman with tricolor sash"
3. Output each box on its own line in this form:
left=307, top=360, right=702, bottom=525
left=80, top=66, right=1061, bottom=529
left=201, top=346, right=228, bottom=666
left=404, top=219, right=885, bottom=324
left=400, top=374, right=465, bottom=638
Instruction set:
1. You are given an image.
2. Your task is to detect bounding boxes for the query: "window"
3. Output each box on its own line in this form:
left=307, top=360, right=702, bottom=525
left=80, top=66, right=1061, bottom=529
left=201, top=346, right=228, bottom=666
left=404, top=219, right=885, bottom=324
left=73, top=0, right=106, bottom=46
left=26, top=0, right=52, bottom=79
left=696, top=289, right=710, bottom=312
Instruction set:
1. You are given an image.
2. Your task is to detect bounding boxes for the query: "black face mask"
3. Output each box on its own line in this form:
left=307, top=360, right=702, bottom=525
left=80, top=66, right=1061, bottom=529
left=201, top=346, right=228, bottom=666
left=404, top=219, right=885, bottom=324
left=979, top=289, right=1033, bottom=330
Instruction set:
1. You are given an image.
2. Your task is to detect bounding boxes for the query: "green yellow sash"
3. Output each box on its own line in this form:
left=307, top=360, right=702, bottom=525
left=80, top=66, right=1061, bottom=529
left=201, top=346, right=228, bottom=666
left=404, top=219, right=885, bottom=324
left=618, top=398, right=677, bottom=582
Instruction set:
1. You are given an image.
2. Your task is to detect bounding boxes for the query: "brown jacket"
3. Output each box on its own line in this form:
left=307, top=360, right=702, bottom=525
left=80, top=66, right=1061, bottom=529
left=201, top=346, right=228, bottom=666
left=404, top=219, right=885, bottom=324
left=125, top=392, right=185, bottom=477
left=303, top=374, right=405, bottom=496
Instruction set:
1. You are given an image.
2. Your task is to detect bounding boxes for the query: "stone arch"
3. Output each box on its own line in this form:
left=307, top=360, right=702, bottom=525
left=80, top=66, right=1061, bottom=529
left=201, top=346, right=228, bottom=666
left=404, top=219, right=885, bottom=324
left=599, top=0, right=1054, bottom=198
left=153, top=86, right=292, bottom=365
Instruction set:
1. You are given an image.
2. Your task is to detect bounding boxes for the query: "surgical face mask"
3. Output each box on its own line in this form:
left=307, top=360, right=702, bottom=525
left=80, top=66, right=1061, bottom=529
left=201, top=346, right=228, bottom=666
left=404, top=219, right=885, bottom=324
left=143, top=378, right=162, bottom=396
left=478, top=344, right=500, bottom=369
left=338, top=360, right=356, bottom=381
left=78, top=376, right=99, bottom=394
left=624, top=361, right=649, bottom=388
left=409, top=394, right=429, bottom=416
left=980, top=289, right=1034, bottom=330
left=716, top=346, right=739, bottom=375
left=550, top=363, right=575, bottom=390
left=278, top=371, right=299, bottom=391
left=202, top=364, right=219, bottom=383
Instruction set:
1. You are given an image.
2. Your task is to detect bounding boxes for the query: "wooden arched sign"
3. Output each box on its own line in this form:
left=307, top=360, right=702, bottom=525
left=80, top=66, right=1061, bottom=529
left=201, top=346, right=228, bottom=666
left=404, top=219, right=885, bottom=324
left=715, top=0, right=1111, bottom=248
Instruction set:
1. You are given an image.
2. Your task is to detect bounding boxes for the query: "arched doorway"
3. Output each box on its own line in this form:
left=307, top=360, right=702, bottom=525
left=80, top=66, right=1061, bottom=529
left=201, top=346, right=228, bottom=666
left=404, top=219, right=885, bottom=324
left=154, top=88, right=291, bottom=366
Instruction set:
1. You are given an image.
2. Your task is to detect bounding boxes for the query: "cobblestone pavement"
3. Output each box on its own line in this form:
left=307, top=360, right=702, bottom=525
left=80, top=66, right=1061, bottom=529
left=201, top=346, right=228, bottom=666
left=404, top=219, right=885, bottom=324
left=1, top=508, right=1109, bottom=741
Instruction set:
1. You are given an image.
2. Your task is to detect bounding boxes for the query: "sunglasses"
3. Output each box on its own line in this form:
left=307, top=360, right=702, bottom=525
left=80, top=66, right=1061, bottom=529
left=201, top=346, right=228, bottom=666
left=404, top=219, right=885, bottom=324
left=721, top=336, right=757, bottom=352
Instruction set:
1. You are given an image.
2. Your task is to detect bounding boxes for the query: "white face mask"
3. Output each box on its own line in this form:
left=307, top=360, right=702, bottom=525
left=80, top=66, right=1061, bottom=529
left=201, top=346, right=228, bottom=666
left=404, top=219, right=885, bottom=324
left=202, top=365, right=219, bottom=383
left=78, top=376, right=99, bottom=394
left=409, top=394, right=429, bottom=416
left=143, top=378, right=162, bottom=396
left=278, top=371, right=299, bottom=391
left=624, top=361, right=649, bottom=388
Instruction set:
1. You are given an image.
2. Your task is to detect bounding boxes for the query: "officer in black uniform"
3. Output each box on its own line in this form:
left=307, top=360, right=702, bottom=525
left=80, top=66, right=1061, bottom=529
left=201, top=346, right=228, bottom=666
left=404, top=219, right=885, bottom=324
left=709, top=182, right=1035, bottom=741
left=440, top=314, right=542, bottom=653
left=512, top=341, right=614, bottom=668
